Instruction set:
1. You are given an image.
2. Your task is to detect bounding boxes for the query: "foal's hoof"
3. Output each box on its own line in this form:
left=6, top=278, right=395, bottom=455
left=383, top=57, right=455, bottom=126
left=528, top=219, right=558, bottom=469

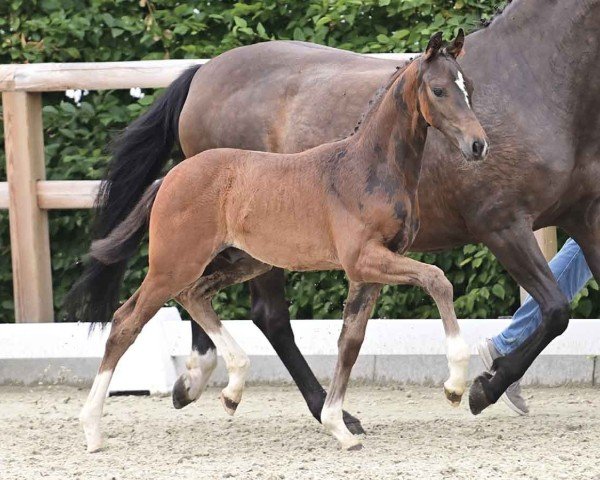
left=469, top=372, right=494, bottom=415
left=220, top=392, right=239, bottom=416
left=87, top=442, right=104, bottom=454
left=346, top=443, right=364, bottom=452
left=343, top=410, right=366, bottom=435
left=172, top=375, right=194, bottom=409
left=80, top=413, right=103, bottom=453
left=443, top=386, right=463, bottom=406
left=340, top=436, right=363, bottom=451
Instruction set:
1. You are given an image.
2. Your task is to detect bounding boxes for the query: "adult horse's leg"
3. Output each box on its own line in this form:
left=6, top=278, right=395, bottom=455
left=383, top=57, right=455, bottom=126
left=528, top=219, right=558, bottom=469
left=80, top=276, right=171, bottom=452
left=468, top=226, right=570, bottom=414
left=321, top=282, right=381, bottom=450
left=172, top=251, right=271, bottom=409
left=249, top=268, right=365, bottom=434
left=561, top=202, right=600, bottom=283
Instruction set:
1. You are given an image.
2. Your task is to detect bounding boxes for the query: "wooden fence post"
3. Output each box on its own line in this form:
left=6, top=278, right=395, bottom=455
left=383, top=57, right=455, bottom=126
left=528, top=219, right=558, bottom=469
left=520, top=227, right=558, bottom=303
left=2, top=91, right=54, bottom=322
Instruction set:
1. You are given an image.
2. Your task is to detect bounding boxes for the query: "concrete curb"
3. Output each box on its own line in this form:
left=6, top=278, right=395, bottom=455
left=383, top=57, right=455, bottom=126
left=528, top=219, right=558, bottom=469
left=1, top=308, right=599, bottom=388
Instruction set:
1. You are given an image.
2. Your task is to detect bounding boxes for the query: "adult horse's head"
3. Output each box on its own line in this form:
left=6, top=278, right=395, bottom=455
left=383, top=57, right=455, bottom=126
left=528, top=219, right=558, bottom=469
left=417, top=30, right=488, bottom=161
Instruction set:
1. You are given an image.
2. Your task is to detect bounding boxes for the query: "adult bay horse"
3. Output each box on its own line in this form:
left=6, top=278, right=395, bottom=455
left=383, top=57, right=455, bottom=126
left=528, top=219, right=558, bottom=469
left=67, top=0, right=600, bottom=428
left=80, top=32, right=487, bottom=452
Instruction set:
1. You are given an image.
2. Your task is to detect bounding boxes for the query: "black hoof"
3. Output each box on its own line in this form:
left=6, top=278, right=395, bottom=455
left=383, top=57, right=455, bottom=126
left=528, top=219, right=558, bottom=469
left=172, top=376, right=193, bottom=410
left=343, top=410, right=366, bottom=435
left=221, top=393, right=239, bottom=416
left=469, top=372, right=494, bottom=415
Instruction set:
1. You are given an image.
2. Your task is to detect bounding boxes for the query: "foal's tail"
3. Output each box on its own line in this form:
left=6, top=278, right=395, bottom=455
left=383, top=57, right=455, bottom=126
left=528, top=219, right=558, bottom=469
left=90, top=180, right=162, bottom=265
left=63, top=64, right=200, bottom=325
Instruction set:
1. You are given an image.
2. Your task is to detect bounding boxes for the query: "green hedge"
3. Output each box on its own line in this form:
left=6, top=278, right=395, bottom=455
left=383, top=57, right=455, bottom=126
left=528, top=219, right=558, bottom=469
left=1, top=0, right=597, bottom=322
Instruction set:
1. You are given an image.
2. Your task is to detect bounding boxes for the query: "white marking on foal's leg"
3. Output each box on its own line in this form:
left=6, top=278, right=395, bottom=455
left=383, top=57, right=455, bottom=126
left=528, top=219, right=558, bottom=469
left=79, top=370, right=113, bottom=453
left=321, top=398, right=362, bottom=450
left=175, top=348, right=217, bottom=406
left=455, top=71, right=471, bottom=108
left=187, top=348, right=218, bottom=396
left=210, top=326, right=249, bottom=415
left=443, top=336, right=470, bottom=406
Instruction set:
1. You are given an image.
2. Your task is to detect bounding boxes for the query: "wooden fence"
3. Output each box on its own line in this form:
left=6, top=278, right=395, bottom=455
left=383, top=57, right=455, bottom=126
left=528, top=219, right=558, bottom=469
left=0, top=55, right=557, bottom=323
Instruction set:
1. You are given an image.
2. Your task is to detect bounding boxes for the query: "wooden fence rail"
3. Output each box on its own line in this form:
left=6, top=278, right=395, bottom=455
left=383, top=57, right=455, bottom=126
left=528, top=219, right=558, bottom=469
left=0, top=55, right=557, bottom=323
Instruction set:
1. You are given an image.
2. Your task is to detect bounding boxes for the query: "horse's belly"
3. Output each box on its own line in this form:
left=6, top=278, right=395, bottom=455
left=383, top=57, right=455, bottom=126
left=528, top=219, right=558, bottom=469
left=231, top=232, right=340, bottom=272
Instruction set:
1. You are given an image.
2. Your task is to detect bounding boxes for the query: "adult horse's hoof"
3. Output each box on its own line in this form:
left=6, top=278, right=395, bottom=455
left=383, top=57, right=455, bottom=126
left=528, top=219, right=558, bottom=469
left=469, top=372, right=494, bottom=415
left=172, top=375, right=194, bottom=409
left=343, top=410, right=366, bottom=435
left=220, top=392, right=239, bottom=416
left=443, top=386, right=463, bottom=406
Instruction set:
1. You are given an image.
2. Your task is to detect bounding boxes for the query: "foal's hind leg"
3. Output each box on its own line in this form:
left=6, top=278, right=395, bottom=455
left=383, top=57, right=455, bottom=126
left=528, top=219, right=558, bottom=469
left=321, top=282, right=381, bottom=450
left=80, top=276, right=171, bottom=453
left=352, top=243, right=470, bottom=404
left=172, top=252, right=271, bottom=409
left=176, top=256, right=271, bottom=414
left=177, top=295, right=251, bottom=414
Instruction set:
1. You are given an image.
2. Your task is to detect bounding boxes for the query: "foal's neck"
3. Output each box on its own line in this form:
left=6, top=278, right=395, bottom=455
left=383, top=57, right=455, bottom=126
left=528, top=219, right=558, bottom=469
left=353, top=62, right=428, bottom=176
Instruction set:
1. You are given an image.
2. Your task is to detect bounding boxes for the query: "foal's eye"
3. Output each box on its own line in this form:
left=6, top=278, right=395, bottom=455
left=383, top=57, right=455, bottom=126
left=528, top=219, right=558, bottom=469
left=432, top=87, right=444, bottom=97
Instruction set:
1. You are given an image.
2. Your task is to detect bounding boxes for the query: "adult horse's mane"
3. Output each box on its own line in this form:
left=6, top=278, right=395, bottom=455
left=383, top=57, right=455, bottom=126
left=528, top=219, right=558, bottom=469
left=479, top=0, right=513, bottom=28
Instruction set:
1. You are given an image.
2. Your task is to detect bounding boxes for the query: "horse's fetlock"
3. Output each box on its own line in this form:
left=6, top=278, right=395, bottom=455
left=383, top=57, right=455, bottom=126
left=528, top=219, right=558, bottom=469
left=233, top=355, right=250, bottom=373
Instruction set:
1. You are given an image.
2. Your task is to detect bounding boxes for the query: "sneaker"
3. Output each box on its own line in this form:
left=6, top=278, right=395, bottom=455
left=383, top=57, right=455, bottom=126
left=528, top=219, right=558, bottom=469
left=477, top=338, right=529, bottom=416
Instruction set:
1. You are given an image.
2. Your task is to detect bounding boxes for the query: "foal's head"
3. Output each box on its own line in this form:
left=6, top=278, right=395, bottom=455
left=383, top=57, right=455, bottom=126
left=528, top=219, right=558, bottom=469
left=412, top=30, right=488, bottom=161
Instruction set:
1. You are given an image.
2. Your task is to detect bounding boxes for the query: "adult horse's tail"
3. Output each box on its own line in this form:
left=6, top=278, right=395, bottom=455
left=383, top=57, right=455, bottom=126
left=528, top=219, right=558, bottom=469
left=64, top=65, right=201, bottom=325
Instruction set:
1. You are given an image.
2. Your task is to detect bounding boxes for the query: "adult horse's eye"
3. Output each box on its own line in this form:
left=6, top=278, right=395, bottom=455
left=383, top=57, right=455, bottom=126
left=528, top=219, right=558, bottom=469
left=432, top=87, right=444, bottom=97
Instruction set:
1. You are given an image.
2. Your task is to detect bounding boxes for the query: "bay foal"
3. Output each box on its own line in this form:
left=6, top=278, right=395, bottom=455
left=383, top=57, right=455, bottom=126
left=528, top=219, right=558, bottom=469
left=81, top=31, right=488, bottom=452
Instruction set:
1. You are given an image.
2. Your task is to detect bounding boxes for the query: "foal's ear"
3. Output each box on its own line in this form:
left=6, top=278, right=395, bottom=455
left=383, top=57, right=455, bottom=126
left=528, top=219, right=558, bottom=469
left=424, top=32, right=444, bottom=61
left=446, top=28, right=465, bottom=59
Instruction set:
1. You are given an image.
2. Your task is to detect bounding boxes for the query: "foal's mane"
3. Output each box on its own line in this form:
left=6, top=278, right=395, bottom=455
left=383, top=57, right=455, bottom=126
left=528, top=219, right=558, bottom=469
left=349, top=57, right=417, bottom=138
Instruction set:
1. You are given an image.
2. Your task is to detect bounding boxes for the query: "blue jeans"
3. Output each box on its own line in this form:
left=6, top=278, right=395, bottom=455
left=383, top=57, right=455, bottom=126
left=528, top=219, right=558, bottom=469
left=492, top=238, right=593, bottom=356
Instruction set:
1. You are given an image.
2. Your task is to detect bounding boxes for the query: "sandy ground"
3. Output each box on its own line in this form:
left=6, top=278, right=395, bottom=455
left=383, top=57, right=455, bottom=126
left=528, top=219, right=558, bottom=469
left=1, top=384, right=599, bottom=480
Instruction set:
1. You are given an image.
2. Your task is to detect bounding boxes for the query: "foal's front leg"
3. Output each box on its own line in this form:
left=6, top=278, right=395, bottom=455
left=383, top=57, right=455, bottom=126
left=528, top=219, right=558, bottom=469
left=321, top=282, right=381, bottom=450
left=352, top=242, right=470, bottom=405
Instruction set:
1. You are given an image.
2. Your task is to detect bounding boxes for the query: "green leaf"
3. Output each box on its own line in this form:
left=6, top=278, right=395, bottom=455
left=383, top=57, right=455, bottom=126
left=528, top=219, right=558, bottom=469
left=256, top=22, right=268, bottom=39
left=233, top=16, right=247, bottom=28
left=492, top=284, right=505, bottom=300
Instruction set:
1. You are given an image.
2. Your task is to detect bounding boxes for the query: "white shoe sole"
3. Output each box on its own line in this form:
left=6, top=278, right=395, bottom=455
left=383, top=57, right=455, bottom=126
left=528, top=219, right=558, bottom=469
left=476, top=340, right=528, bottom=416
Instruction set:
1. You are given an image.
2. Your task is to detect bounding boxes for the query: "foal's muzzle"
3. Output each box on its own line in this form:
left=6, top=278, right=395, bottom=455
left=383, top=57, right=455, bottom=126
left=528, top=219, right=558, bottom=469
left=460, top=137, right=488, bottom=161
left=472, top=140, right=486, bottom=159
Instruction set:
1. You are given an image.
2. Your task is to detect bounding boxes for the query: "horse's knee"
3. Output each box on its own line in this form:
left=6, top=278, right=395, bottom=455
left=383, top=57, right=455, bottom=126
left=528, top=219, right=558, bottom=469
left=425, top=266, right=453, bottom=298
left=543, top=299, right=570, bottom=337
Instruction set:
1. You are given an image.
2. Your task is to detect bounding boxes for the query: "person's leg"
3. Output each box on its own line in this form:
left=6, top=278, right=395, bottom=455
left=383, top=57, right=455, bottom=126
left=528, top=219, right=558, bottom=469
left=479, top=238, right=593, bottom=415
left=493, top=238, right=592, bottom=355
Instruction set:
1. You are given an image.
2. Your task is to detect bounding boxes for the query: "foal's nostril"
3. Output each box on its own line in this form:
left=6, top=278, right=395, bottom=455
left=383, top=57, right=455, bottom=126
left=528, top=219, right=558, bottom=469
left=472, top=140, right=485, bottom=158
